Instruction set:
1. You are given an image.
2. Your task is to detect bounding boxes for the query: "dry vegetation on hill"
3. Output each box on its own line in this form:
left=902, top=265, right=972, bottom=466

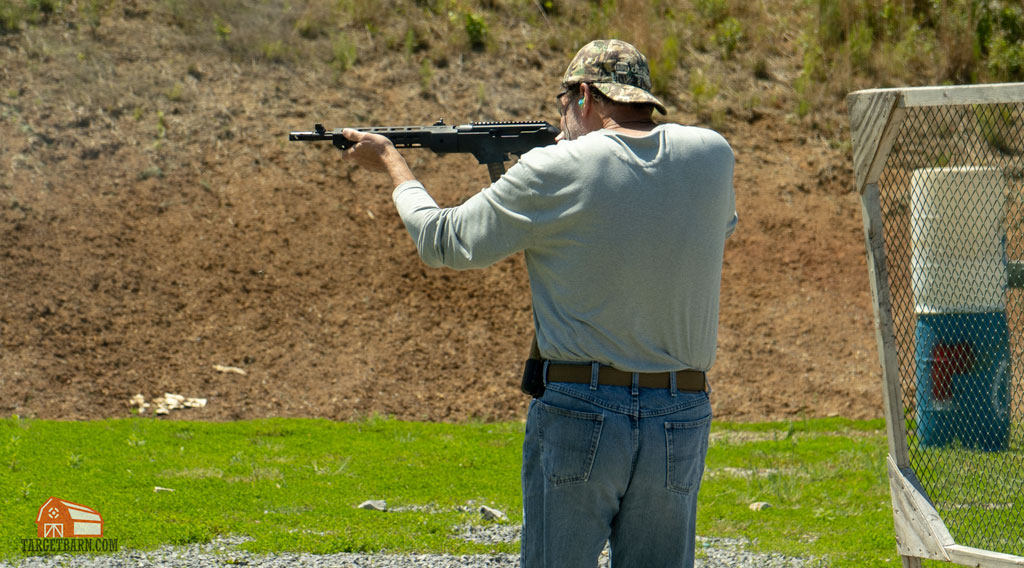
left=1, top=0, right=1022, bottom=422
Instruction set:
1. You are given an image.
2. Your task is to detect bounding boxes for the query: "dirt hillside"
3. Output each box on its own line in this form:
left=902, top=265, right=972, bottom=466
left=0, top=2, right=880, bottom=423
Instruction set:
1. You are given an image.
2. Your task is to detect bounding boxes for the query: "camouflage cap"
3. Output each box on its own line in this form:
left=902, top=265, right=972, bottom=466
left=562, top=39, right=667, bottom=114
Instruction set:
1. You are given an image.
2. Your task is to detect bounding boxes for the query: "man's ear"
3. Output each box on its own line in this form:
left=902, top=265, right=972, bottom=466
left=579, top=83, right=591, bottom=115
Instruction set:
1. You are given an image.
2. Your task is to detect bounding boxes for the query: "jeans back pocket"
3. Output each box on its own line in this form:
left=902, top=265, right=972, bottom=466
left=537, top=401, right=604, bottom=485
left=665, top=414, right=711, bottom=495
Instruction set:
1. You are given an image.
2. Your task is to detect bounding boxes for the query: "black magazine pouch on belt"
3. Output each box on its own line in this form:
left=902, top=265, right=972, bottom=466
left=520, top=333, right=545, bottom=398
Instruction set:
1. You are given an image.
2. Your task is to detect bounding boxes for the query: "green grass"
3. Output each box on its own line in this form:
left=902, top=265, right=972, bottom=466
left=1, top=415, right=524, bottom=558
left=698, top=418, right=895, bottom=566
left=0, top=415, right=905, bottom=565
left=910, top=434, right=1024, bottom=556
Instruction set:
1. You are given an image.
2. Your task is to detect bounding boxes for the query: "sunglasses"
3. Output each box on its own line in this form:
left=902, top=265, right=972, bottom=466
left=556, top=83, right=584, bottom=118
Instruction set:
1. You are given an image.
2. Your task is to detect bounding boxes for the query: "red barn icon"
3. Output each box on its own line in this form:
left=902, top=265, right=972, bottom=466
left=35, top=497, right=104, bottom=538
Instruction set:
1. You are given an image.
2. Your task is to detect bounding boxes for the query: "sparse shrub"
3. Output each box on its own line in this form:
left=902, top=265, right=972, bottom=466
left=0, top=0, right=63, bottom=32
left=0, top=3, right=19, bottom=32
left=695, top=0, right=728, bottom=26
left=814, top=0, right=846, bottom=48
left=213, top=16, right=231, bottom=42
left=331, top=32, right=358, bottom=74
left=578, top=0, right=615, bottom=44
left=794, top=31, right=824, bottom=118
left=464, top=11, right=487, bottom=50
left=987, top=32, right=1024, bottom=81
left=29, top=0, right=58, bottom=14
left=975, top=103, right=1021, bottom=155
left=890, top=20, right=939, bottom=80
left=980, top=3, right=1024, bottom=81
left=752, top=57, right=770, bottom=79
left=294, top=0, right=335, bottom=39
left=713, top=16, right=742, bottom=59
left=847, top=18, right=873, bottom=72
left=294, top=18, right=316, bottom=39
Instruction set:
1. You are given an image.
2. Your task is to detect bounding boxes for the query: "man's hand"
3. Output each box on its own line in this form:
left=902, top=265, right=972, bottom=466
left=340, top=128, right=417, bottom=186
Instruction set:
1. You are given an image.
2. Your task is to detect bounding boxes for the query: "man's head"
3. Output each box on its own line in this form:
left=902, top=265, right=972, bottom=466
left=560, top=39, right=667, bottom=115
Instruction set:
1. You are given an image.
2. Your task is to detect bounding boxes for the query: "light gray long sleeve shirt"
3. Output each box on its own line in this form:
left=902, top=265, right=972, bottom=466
left=392, top=123, right=736, bottom=372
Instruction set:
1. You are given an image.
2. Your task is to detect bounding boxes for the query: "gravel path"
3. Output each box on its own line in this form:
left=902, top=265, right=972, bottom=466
left=2, top=534, right=814, bottom=567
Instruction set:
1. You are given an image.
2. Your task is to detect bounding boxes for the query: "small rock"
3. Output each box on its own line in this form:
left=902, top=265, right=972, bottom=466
left=480, top=505, right=507, bottom=521
left=184, top=397, right=207, bottom=408
left=213, top=364, right=248, bottom=376
left=164, top=393, right=185, bottom=410
left=749, top=501, right=772, bottom=511
left=357, top=500, right=387, bottom=512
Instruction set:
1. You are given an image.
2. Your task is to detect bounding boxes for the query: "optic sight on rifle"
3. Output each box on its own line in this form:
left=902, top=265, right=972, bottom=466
left=289, top=119, right=560, bottom=182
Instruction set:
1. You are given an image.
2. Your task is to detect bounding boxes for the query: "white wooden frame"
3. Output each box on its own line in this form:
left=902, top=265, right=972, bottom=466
left=848, top=83, right=1024, bottom=568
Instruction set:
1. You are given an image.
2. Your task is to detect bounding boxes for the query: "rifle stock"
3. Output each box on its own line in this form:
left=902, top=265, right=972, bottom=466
left=289, top=119, right=559, bottom=182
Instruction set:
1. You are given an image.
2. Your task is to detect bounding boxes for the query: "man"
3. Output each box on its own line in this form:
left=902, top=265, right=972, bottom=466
left=341, top=39, right=736, bottom=568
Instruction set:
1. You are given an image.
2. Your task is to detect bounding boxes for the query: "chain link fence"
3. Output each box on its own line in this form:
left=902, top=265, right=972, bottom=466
left=867, top=96, right=1024, bottom=559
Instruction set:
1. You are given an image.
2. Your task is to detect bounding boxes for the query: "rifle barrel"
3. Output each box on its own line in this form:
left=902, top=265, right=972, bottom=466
left=288, top=131, right=331, bottom=141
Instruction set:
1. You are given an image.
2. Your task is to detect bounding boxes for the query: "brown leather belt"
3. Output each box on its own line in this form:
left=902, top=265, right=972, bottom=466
left=545, top=363, right=706, bottom=391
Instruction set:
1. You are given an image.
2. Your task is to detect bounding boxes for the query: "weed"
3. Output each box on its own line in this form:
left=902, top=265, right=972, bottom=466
left=261, top=40, right=288, bottom=62
left=156, top=110, right=167, bottom=139
left=418, top=57, right=434, bottom=94
left=80, top=0, right=106, bottom=33
left=709, top=107, right=727, bottom=132
left=403, top=27, right=419, bottom=59
left=650, top=35, right=680, bottom=96
left=476, top=82, right=487, bottom=108
left=165, top=82, right=185, bottom=102
left=331, top=32, right=358, bottom=76
left=66, top=452, right=83, bottom=469
left=689, top=68, right=719, bottom=114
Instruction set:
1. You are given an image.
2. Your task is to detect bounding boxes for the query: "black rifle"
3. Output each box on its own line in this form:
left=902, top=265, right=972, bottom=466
left=289, top=119, right=559, bottom=182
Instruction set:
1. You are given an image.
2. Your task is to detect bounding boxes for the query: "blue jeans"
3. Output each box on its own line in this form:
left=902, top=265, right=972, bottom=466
left=521, top=377, right=712, bottom=568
